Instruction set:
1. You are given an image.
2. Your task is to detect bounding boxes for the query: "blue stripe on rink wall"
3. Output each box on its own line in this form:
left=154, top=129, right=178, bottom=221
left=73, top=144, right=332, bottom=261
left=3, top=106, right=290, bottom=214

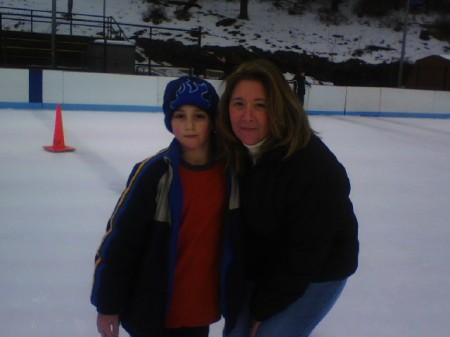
left=375, top=111, right=450, bottom=119
left=0, top=101, right=161, bottom=112
left=1, top=103, right=449, bottom=118
left=29, top=69, right=43, bottom=104
left=307, top=110, right=450, bottom=119
left=0, top=102, right=44, bottom=109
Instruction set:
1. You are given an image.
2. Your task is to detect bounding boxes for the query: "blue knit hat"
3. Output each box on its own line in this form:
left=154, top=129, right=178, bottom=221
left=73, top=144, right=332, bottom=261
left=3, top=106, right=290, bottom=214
left=162, top=76, right=219, bottom=132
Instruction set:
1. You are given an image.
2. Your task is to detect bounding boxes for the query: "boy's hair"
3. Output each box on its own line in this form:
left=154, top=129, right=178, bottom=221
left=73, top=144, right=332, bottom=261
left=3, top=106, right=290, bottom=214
left=163, top=76, right=219, bottom=132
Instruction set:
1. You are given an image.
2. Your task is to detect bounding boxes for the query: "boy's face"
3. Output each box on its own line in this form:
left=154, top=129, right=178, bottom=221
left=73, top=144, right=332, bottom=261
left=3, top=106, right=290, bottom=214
left=171, top=104, right=212, bottom=158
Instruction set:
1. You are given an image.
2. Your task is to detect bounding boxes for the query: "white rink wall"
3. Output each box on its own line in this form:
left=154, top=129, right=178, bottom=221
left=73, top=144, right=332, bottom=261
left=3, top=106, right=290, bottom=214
left=1, top=67, right=449, bottom=118
left=44, top=70, right=161, bottom=108
left=0, top=68, right=29, bottom=103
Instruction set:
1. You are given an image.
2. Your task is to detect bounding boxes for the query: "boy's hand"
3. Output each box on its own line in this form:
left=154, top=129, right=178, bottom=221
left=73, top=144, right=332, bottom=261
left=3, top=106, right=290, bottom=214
left=97, top=313, right=119, bottom=337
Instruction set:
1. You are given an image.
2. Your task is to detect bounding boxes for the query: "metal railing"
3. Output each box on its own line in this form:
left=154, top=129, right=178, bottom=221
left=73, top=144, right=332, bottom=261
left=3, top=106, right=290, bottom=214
left=0, top=6, right=120, bottom=38
left=0, top=6, right=203, bottom=75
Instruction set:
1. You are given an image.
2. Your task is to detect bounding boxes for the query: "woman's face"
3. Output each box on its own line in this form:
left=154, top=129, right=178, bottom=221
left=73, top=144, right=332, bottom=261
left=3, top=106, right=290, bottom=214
left=228, top=79, right=269, bottom=146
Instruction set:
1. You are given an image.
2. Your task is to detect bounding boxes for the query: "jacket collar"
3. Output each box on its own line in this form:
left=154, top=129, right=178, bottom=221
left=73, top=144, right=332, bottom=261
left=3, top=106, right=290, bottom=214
left=164, top=138, right=182, bottom=167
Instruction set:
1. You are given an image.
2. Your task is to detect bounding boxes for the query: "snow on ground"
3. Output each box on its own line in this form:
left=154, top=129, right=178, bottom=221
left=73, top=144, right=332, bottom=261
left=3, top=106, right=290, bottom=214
left=0, top=0, right=449, bottom=64
left=1, top=108, right=450, bottom=337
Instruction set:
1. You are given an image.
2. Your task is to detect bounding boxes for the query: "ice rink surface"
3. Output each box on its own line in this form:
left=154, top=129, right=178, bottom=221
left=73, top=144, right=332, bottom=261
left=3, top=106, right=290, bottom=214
left=1, top=108, right=450, bottom=337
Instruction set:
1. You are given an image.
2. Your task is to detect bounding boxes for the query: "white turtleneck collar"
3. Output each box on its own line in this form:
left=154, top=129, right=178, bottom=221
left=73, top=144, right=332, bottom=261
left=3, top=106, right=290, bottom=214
left=244, top=139, right=266, bottom=164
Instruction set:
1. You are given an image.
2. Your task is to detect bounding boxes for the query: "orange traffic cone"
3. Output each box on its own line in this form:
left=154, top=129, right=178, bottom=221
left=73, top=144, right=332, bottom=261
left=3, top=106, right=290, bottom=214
left=43, top=104, right=76, bottom=152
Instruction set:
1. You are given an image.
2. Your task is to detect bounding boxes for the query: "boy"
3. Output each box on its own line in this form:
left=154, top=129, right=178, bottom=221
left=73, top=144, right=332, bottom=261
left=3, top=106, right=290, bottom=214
left=91, top=76, right=244, bottom=337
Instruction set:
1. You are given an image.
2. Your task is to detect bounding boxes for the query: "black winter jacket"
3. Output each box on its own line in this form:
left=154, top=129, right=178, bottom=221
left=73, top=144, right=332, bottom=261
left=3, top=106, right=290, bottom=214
left=241, top=134, right=359, bottom=321
left=91, top=140, right=245, bottom=337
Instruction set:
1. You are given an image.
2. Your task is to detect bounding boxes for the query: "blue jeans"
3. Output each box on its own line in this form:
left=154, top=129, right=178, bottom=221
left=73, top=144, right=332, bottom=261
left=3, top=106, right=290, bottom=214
left=225, top=279, right=347, bottom=337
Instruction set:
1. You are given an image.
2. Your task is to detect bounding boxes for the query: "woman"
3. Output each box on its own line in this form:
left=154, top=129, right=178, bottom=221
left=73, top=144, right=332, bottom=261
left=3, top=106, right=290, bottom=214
left=216, top=59, right=359, bottom=337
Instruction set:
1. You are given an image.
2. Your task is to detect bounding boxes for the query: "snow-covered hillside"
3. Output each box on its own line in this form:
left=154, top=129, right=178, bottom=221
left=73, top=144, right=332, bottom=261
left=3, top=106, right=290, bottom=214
left=0, top=0, right=449, bottom=64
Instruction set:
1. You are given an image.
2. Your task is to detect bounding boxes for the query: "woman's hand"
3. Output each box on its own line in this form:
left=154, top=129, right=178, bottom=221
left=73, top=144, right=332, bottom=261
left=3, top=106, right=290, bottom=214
left=97, top=313, right=119, bottom=337
left=250, top=320, right=262, bottom=337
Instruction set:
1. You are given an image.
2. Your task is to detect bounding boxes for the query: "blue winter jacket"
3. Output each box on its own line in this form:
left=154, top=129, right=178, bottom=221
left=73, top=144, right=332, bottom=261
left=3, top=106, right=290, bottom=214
left=91, top=139, right=245, bottom=337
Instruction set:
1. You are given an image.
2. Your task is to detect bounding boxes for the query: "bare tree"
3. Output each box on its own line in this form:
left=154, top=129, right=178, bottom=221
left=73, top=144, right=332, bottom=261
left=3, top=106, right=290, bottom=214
left=238, top=0, right=249, bottom=19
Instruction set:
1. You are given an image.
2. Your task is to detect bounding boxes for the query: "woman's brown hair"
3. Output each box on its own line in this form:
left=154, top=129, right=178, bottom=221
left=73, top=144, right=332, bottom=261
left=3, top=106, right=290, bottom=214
left=216, top=58, right=313, bottom=174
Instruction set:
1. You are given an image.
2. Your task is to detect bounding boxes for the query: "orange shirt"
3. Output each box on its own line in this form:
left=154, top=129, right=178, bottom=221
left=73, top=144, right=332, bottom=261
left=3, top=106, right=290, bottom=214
left=165, top=161, right=226, bottom=328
